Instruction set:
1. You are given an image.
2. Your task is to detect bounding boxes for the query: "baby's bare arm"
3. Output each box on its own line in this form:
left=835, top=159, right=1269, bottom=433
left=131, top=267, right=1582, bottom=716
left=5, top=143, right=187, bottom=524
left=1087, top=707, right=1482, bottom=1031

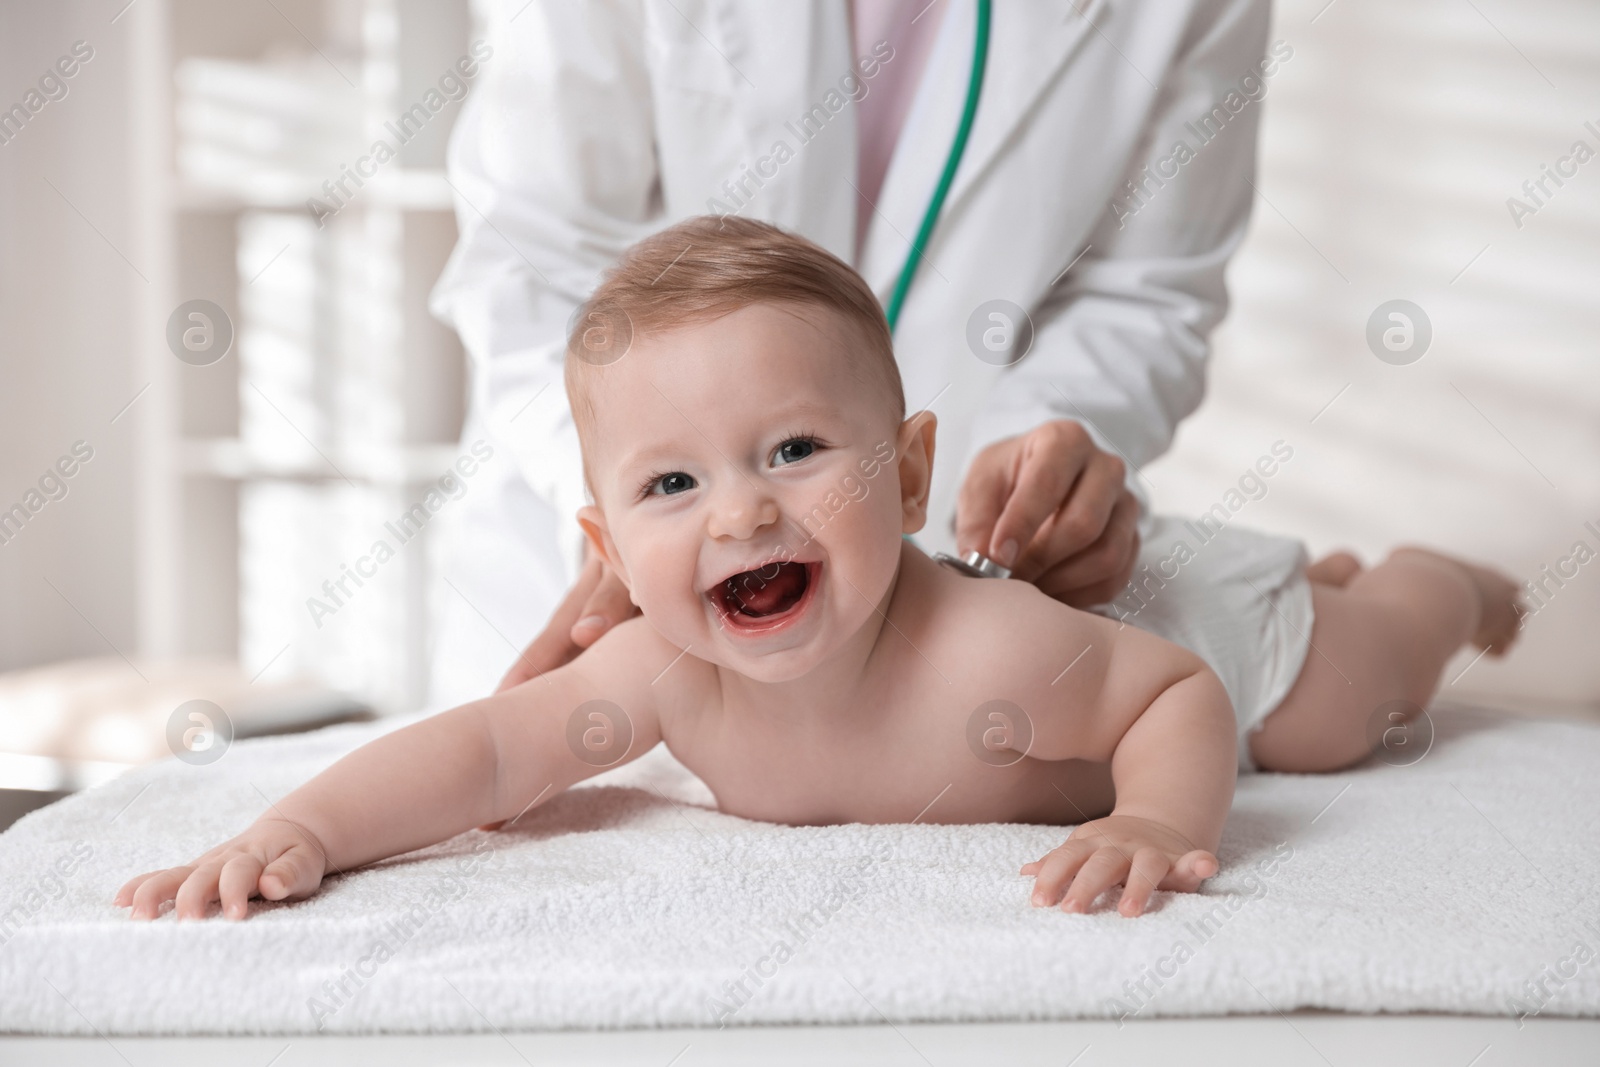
left=1007, top=600, right=1236, bottom=915
left=116, top=618, right=678, bottom=919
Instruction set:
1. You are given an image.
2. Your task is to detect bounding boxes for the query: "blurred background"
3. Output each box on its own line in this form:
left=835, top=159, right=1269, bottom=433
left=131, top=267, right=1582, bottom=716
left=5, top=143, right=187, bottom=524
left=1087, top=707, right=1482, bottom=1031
left=1, top=0, right=1596, bottom=827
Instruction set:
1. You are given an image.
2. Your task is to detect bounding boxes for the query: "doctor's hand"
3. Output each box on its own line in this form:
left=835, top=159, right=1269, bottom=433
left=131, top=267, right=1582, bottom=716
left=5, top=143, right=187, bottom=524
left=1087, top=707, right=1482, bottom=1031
left=495, top=548, right=639, bottom=692
left=955, top=419, right=1139, bottom=609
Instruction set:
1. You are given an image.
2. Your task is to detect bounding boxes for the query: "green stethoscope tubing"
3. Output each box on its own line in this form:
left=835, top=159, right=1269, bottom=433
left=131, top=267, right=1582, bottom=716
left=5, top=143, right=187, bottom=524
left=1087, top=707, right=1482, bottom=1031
left=883, top=0, right=992, bottom=334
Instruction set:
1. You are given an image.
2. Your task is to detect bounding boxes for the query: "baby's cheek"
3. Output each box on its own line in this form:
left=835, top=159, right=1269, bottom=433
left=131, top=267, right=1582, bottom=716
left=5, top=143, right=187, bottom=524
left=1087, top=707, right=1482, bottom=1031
left=857, top=482, right=908, bottom=557
left=820, top=491, right=902, bottom=595
left=637, top=567, right=711, bottom=644
left=614, top=538, right=684, bottom=621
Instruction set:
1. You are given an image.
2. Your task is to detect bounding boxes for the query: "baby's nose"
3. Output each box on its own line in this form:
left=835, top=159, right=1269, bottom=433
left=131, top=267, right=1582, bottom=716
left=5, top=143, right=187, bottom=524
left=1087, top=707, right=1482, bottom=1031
left=706, top=486, right=780, bottom=541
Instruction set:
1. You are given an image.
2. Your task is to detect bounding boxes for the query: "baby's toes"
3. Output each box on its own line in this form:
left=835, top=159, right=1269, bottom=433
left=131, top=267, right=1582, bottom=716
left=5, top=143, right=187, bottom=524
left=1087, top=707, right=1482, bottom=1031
left=1462, top=562, right=1524, bottom=654
left=1306, top=551, right=1363, bottom=587
left=1485, top=594, right=1525, bottom=654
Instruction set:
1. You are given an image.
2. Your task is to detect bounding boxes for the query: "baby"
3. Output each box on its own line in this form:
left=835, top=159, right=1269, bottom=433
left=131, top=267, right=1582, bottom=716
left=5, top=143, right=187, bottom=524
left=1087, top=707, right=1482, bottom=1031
left=117, top=218, right=1521, bottom=922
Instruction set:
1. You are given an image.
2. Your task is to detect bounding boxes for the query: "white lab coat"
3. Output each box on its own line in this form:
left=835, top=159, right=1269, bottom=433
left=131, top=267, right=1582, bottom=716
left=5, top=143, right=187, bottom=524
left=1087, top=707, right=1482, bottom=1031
left=427, top=0, right=1270, bottom=705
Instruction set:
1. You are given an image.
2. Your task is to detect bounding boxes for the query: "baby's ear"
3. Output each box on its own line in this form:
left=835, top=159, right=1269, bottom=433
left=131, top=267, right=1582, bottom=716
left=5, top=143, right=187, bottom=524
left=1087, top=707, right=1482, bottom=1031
left=896, top=410, right=937, bottom=534
left=576, top=505, right=630, bottom=589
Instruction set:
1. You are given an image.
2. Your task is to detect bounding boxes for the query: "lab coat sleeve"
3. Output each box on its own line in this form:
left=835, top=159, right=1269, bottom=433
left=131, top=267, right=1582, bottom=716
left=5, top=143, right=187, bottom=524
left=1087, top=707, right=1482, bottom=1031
left=961, top=0, right=1272, bottom=512
left=429, top=0, right=658, bottom=580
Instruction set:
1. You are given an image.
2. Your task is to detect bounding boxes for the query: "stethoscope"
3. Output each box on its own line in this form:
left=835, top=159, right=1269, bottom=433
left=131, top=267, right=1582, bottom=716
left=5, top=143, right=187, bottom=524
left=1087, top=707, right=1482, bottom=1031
left=887, top=0, right=1009, bottom=580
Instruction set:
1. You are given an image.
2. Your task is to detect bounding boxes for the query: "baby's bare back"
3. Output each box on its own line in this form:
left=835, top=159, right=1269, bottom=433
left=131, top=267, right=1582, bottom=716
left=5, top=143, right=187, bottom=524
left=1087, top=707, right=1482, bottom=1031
left=656, top=549, right=1119, bottom=828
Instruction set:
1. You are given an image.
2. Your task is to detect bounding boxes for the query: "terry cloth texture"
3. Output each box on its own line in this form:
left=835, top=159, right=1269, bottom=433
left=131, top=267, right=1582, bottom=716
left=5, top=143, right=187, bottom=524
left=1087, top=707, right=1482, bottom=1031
left=1, top=704, right=1597, bottom=1034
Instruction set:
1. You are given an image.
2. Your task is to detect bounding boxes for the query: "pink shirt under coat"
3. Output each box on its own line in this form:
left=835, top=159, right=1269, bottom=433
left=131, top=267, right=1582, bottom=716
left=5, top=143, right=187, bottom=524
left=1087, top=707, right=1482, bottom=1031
left=850, top=0, right=949, bottom=256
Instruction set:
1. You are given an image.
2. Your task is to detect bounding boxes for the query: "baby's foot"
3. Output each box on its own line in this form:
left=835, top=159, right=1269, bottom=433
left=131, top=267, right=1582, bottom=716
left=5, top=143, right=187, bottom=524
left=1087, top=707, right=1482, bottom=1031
left=1306, top=551, right=1363, bottom=588
left=1460, top=560, right=1524, bottom=656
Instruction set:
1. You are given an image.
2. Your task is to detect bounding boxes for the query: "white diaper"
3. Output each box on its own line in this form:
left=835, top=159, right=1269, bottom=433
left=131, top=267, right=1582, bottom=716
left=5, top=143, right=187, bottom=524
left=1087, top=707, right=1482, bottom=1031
left=1089, top=515, right=1314, bottom=773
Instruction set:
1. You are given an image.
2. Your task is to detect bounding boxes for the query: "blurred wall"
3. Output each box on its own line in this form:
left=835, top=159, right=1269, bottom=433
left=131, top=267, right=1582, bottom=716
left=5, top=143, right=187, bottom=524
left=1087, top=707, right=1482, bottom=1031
left=0, top=0, right=146, bottom=672
left=1146, top=0, right=1600, bottom=709
left=0, top=0, right=470, bottom=716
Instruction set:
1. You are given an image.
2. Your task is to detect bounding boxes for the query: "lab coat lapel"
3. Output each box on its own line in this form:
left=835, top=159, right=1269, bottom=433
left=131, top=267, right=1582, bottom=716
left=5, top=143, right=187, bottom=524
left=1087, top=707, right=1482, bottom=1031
left=702, top=0, right=859, bottom=261
left=945, top=0, right=1110, bottom=209
left=859, top=0, right=1109, bottom=297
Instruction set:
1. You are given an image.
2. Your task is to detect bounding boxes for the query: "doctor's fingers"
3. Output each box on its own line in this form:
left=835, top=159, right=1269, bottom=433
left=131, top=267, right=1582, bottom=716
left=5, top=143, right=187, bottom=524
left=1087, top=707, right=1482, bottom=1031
left=984, top=422, right=1107, bottom=570
left=955, top=423, right=1091, bottom=563
left=953, top=445, right=1015, bottom=561
left=570, top=565, right=639, bottom=648
left=1008, top=453, right=1126, bottom=581
left=1032, top=493, right=1141, bottom=607
left=495, top=555, right=607, bottom=691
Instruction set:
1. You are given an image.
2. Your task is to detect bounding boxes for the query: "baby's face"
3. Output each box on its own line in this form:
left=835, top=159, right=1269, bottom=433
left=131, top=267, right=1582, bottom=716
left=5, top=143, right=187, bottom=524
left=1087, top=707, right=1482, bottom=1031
left=577, top=302, right=924, bottom=683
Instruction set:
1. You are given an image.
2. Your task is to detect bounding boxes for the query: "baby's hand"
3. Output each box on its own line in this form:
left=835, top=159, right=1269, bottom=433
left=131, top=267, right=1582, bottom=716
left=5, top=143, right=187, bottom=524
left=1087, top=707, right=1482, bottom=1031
left=114, top=818, right=330, bottom=921
left=1021, top=814, right=1219, bottom=917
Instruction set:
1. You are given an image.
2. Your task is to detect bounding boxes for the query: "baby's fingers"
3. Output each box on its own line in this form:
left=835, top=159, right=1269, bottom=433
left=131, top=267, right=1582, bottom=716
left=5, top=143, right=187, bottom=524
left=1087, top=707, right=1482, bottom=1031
left=127, top=867, right=194, bottom=920
left=115, top=870, right=165, bottom=908
left=1061, top=848, right=1130, bottom=913
left=173, top=863, right=226, bottom=919
left=1116, top=847, right=1172, bottom=917
left=1028, top=841, right=1095, bottom=906
left=218, top=855, right=265, bottom=920
left=1159, top=850, right=1220, bottom=893
left=260, top=844, right=324, bottom=901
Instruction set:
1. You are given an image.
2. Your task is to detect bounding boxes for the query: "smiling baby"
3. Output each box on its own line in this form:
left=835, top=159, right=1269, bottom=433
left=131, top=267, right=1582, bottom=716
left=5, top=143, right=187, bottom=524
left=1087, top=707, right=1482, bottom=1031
left=117, top=217, right=1521, bottom=922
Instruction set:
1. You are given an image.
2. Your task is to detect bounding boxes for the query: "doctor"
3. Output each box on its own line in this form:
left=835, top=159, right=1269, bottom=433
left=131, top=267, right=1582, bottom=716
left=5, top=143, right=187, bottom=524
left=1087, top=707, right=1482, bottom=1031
left=428, top=0, right=1271, bottom=703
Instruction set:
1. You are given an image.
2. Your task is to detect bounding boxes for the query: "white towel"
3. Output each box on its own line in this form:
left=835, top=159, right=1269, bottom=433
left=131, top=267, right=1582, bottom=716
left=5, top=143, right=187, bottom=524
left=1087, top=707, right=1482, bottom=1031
left=2, top=704, right=1597, bottom=1034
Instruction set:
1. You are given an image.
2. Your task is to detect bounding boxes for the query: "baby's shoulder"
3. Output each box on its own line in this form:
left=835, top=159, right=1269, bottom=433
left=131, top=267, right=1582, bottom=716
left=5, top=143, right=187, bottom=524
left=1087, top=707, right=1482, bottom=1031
left=905, top=559, right=1111, bottom=682
left=576, top=615, right=716, bottom=708
left=963, top=575, right=1105, bottom=654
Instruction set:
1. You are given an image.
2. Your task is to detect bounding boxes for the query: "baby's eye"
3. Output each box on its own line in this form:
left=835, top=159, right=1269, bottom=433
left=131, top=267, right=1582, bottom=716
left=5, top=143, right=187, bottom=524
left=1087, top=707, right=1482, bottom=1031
left=645, top=471, right=696, bottom=497
left=772, top=438, right=817, bottom=467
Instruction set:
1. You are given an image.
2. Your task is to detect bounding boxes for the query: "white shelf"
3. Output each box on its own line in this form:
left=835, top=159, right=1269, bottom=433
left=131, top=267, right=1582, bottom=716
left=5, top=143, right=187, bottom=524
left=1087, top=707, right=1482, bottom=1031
left=0, top=751, right=134, bottom=793
left=175, top=168, right=454, bottom=212
left=132, top=0, right=480, bottom=713
left=181, top=438, right=465, bottom=484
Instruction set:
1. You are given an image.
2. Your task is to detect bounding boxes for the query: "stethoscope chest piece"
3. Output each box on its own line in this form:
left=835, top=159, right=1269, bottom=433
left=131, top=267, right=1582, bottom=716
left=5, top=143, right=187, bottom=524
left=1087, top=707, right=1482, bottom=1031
left=932, top=549, right=1011, bottom=580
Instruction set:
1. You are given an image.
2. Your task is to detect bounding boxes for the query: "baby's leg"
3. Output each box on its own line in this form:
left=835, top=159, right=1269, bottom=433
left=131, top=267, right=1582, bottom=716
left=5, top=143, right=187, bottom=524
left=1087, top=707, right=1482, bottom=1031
left=1248, top=548, right=1521, bottom=773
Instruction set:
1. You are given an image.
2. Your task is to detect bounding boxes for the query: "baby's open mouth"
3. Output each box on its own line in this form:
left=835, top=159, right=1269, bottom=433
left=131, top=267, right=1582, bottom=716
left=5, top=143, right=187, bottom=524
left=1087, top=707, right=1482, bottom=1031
left=709, top=561, right=814, bottom=621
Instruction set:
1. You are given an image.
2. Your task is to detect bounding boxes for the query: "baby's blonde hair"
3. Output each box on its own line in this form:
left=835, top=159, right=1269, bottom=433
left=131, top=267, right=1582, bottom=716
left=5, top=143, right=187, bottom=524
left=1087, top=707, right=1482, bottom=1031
left=564, top=216, right=904, bottom=496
